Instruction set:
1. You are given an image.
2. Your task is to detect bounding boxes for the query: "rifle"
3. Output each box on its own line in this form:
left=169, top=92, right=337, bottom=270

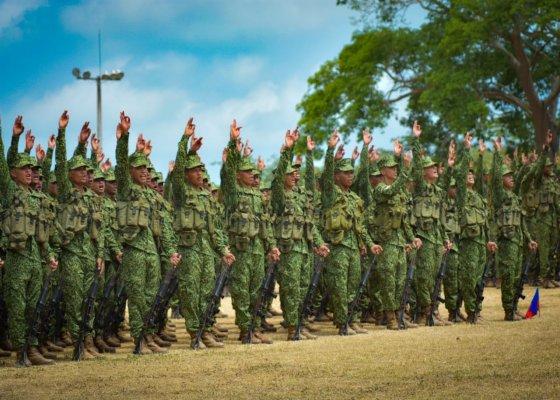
left=243, top=261, right=276, bottom=344
left=512, top=252, right=534, bottom=314
left=49, top=284, right=65, bottom=343
left=20, top=273, right=52, bottom=365
left=474, top=253, right=494, bottom=315
left=155, top=273, right=179, bottom=332
left=94, top=272, right=118, bottom=336
left=293, top=257, right=325, bottom=340
left=398, top=253, right=416, bottom=330
left=428, top=250, right=449, bottom=326
left=192, top=264, right=230, bottom=349
left=108, top=280, right=127, bottom=335
left=133, top=267, right=176, bottom=354
left=340, top=255, right=377, bottom=335
left=73, top=269, right=101, bottom=361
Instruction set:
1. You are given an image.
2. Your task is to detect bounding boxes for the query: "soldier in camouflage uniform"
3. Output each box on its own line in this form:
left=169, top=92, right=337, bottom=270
left=410, top=121, right=452, bottom=325
left=114, top=111, right=180, bottom=354
left=455, top=133, right=497, bottom=323
left=1, top=116, right=58, bottom=366
left=221, top=120, right=280, bottom=344
left=271, top=130, right=329, bottom=340
left=490, top=137, right=538, bottom=321
left=171, top=118, right=234, bottom=349
left=321, top=130, right=382, bottom=335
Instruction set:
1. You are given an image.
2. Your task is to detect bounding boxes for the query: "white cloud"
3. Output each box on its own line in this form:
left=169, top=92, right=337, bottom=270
left=0, top=0, right=45, bottom=36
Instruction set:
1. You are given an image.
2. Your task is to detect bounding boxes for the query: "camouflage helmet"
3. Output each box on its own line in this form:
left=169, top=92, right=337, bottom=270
left=334, top=158, right=353, bottom=172
left=67, top=155, right=89, bottom=171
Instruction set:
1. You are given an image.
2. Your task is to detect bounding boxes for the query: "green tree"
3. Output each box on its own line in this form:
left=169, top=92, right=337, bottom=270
left=298, top=0, right=560, bottom=152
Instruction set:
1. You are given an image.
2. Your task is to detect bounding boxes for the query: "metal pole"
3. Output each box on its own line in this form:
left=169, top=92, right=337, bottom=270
left=97, top=77, right=102, bottom=143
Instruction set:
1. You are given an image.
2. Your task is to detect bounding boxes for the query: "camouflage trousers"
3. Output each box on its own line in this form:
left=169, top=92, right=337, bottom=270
left=373, top=244, right=407, bottom=312
left=496, top=239, right=522, bottom=313
left=324, top=245, right=361, bottom=327
left=534, top=221, right=558, bottom=280
left=277, top=250, right=306, bottom=327
left=121, top=247, right=161, bottom=340
left=177, top=245, right=215, bottom=333
left=59, top=250, right=96, bottom=341
left=443, top=250, right=460, bottom=313
left=413, top=240, right=443, bottom=310
left=458, top=239, right=486, bottom=314
left=3, top=250, right=42, bottom=349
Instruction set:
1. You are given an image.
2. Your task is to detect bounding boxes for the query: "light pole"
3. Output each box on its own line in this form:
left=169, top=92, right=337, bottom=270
left=72, top=68, right=124, bottom=144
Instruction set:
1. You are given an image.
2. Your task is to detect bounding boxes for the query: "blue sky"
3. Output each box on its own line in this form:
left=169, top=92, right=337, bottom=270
left=0, top=0, right=419, bottom=181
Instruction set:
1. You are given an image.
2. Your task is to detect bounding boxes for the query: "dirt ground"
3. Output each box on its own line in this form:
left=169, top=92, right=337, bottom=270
left=0, top=287, right=559, bottom=400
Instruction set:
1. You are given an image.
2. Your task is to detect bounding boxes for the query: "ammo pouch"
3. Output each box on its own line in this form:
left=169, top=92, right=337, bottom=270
left=3, top=200, right=36, bottom=250
left=278, top=238, right=293, bottom=253
left=229, top=211, right=259, bottom=239
left=463, top=225, right=481, bottom=238
left=324, top=206, right=352, bottom=233
left=232, top=235, right=250, bottom=251
left=117, top=198, right=150, bottom=229
left=415, top=217, right=433, bottom=231
left=178, top=230, right=197, bottom=247
left=89, top=210, right=103, bottom=241
left=325, top=229, right=344, bottom=245
left=499, top=226, right=516, bottom=239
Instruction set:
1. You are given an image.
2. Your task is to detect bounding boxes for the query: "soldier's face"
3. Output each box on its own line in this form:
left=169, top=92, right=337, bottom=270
left=502, top=174, right=514, bottom=189
left=334, top=171, right=353, bottom=189
left=212, top=189, right=219, bottom=200
left=369, top=175, right=382, bottom=188
left=381, top=166, right=397, bottom=182
left=237, top=170, right=254, bottom=187
left=31, top=168, right=41, bottom=186
left=148, top=179, right=157, bottom=190
left=157, top=183, right=164, bottom=195
left=293, top=170, right=301, bottom=184
left=130, top=166, right=148, bottom=186
left=48, top=182, right=58, bottom=196
left=544, top=165, right=553, bottom=176
left=10, top=166, right=32, bottom=186
left=261, top=189, right=270, bottom=201
left=92, top=179, right=105, bottom=195
left=423, top=166, right=438, bottom=183
left=186, top=166, right=204, bottom=188
left=252, top=174, right=260, bottom=188
left=69, top=166, right=88, bottom=187
left=284, top=172, right=297, bottom=190
left=466, top=171, right=475, bottom=187
left=105, top=181, right=117, bottom=196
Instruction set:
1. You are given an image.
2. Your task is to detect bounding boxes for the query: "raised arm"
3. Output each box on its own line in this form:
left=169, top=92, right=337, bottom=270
left=55, top=112, right=71, bottom=200
left=491, top=139, right=506, bottom=207
left=304, top=135, right=316, bottom=193
left=271, top=130, right=295, bottom=215
left=411, top=121, right=426, bottom=193
left=172, top=118, right=194, bottom=207
left=115, top=112, right=132, bottom=200
left=221, top=119, right=242, bottom=213
left=321, top=130, right=339, bottom=210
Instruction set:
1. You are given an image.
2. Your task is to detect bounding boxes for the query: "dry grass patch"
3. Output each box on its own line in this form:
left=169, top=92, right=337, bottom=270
left=0, top=288, right=559, bottom=400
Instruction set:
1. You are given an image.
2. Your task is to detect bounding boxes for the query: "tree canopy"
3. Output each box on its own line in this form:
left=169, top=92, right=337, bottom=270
left=297, top=0, right=560, bottom=155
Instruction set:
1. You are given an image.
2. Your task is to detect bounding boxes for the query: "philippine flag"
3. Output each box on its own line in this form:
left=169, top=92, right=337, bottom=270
left=524, top=288, right=540, bottom=319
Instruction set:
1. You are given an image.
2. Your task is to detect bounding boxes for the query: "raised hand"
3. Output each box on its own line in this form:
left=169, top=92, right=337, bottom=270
left=168, top=160, right=175, bottom=173
left=327, top=129, right=340, bottom=149
left=492, top=136, right=502, bottom=151
left=403, top=150, right=412, bottom=168
left=190, top=134, right=203, bottom=153
left=136, top=134, right=146, bottom=153
left=306, top=135, right=316, bottom=151
left=48, top=134, right=56, bottom=150
left=35, top=144, right=45, bottom=162
left=184, top=117, right=195, bottom=137
left=79, top=122, right=91, bottom=144
left=478, top=139, right=486, bottom=154
left=91, top=134, right=101, bottom=154
left=96, top=151, right=105, bottom=164
left=230, top=119, right=241, bottom=140
left=257, top=156, right=266, bottom=172
left=242, top=139, right=253, bottom=157
left=101, top=159, right=112, bottom=172
left=143, top=140, right=152, bottom=156
left=12, top=115, right=24, bottom=137
left=59, top=111, right=69, bottom=130
left=222, top=148, right=228, bottom=163
left=284, top=129, right=295, bottom=149
left=291, top=127, right=300, bottom=144
left=119, top=111, right=131, bottom=132
left=335, top=144, right=345, bottom=161
left=412, top=120, right=422, bottom=138
left=393, top=139, right=403, bottom=157
left=362, top=128, right=372, bottom=146
left=463, top=131, right=473, bottom=150
left=25, top=130, right=35, bottom=151
left=351, top=146, right=360, bottom=161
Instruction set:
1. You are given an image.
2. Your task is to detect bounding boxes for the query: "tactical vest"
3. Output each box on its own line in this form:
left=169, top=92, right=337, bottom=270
left=173, top=193, right=214, bottom=247
left=275, top=196, right=305, bottom=243
left=443, top=198, right=460, bottom=236
left=58, top=189, right=89, bottom=244
left=522, top=191, right=539, bottom=217
left=116, top=186, right=152, bottom=242
left=32, top=192, right=56, bottom=245
left=537, top=178, right=556, bottom=214
left=412, top=184, right=441, bottom=231
left=323, top=191, right=363, bottom=245
left=2, top=189, right=37, bottom=250
left=367, top=190, right=406, bottom=242
left=461, top=191, right=487, bottom=238
left=496, top=192, right=522, bottom=239
left=228, top=187, right=263, bottom=250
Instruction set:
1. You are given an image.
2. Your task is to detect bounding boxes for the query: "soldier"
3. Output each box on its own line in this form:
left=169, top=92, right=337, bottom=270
left=368, top=136, right=420, bottom=330
left=271, top=130, right=329, bottom=340
left=321, top=130, right=382, bottom=335
left=221, top=120, right=280, bottom=344
left=1, top=116, right=58, bottom=366
left=410, top=121, right=452, bottom=325
left=490, top=137, right=537, bottom=321
left=114, top=111, right=181, bottom=354
left=171, top=118, right=235, bottom=349
left=521, top=131, right=560, bottom=289
left=455, top=133, right=496, bottom=323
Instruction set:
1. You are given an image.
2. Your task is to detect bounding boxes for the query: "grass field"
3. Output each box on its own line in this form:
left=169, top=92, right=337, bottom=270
left=0, top=287, right=559, bottom=400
